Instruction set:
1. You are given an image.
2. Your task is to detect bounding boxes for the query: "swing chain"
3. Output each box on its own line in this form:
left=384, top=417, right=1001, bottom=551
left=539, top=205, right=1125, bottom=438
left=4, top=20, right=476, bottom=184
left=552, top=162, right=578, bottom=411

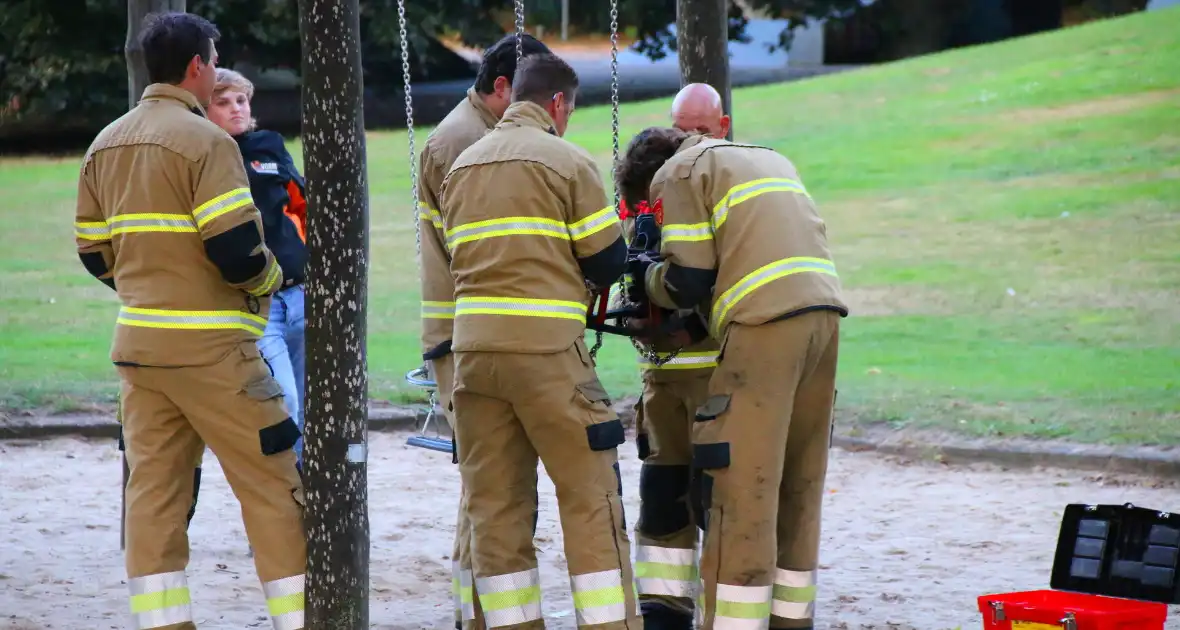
left=397, top=0, right=421, bottom=270
left=589, top=0, right=623, bottom=362
left=514, top=0, right=526, bottom=62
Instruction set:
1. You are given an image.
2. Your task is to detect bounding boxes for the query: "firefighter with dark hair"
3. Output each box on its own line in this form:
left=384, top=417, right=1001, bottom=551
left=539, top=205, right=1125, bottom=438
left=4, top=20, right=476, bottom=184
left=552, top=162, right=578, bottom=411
left=616, top=126, right=848, bottom=630
left=74, top=12, right=305, bottom=629
left=415, top=31, right=552, bottom=630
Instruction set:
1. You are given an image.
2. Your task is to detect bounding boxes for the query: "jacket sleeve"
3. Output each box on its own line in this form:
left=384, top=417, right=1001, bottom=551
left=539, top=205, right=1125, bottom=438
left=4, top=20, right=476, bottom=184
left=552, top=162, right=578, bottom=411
left=191, top=133, right=284, bottom=297
left=568, top=159, right=627, bottom=288
left=644, top=173, right=718, bottom=310
left=417, top=142, right=447, bottom=247
left=74, top=159, right=116, bottom=291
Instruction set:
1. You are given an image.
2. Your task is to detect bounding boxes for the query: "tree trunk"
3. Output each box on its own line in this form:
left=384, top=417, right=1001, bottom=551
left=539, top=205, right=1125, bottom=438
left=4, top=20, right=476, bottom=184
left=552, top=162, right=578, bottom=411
left=297, top=0, right=371, bottom=626
left=677, top=0, right=733, bottom=140
left=125, top=0, right=186, bottom=110
left=121, top=0, right=186, bottom=551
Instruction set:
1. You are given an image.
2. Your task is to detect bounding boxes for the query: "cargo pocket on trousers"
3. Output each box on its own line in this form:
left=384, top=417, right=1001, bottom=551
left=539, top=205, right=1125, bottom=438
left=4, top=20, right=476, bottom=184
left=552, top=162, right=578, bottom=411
left=691, top=394, right=731, bottom=532
left=246, top=375, right=301, bottom=456
left=576, top=379, right=625, bottom=452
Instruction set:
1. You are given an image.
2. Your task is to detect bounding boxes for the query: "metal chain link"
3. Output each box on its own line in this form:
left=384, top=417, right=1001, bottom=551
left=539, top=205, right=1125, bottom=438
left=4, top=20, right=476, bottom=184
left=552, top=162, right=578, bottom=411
left=398, top=0, right=421, bottom=271
left=514, top=0, right=525, bottom=62
left=588, top=0, right=623, bottom=362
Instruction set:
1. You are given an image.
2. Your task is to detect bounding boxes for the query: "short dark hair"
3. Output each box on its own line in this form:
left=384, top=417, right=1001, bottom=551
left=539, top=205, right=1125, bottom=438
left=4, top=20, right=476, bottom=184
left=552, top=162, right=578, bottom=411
left=474, top=33, right=551, bottom=95
left=616, top=127, right=691, bottom=207
left=510, top=54, right=579, bottom=106
left=139, top=12, right=220, bottom=85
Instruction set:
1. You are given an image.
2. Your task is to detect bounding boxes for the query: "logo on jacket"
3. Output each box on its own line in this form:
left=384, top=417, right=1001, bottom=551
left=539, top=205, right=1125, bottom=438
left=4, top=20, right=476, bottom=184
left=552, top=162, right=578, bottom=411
left=251, top=160, right=280, bottom=175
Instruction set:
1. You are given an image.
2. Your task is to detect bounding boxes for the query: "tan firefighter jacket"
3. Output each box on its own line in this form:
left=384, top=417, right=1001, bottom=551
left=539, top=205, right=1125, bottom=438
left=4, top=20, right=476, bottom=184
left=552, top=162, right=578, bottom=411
left=74, top=83, right=284, bottom=368
left=417, top=87, right=501, bottom=359
left=618, top=216, right=720, bottom=382
left=644, top=134, right=848, bottom=342
left=441, top=101, right=628, bottom=354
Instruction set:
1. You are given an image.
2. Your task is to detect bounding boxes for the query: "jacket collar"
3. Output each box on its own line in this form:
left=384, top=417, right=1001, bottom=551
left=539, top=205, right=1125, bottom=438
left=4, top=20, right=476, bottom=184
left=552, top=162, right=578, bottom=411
left=497, top=101, right=558, bottom=135
left=676, top=133, right=712, bottom=154
left=466, top=87, right=501, bottom=129
left=139, top=83, right=207, bottom=118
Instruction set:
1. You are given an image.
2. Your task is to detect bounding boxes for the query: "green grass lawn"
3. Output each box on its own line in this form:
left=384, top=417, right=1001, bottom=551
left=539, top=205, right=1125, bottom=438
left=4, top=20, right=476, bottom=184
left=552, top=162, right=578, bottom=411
left=2, top=9, right=1178, bottom=445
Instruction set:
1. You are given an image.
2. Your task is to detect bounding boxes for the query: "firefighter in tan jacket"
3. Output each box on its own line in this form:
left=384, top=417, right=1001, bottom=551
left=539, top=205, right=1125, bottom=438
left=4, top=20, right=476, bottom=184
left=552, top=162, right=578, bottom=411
left=74, top=13, right=305, bottom=630
left=416, top=33, right=551, bottom=630
left=441, top=54, right=639, bottom=630
left=629, top=84, right=729, bottom=629
left=617, top=127, right=848, bottom=630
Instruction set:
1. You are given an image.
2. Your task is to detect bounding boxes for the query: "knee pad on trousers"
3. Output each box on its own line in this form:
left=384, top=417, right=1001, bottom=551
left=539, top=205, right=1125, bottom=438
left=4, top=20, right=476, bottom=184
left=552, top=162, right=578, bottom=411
left=638, top=464, right=691, bottom=537
left=636, top=433, right=651, bottom=461
left=640, top=602, right=694, bottom=630
left=689, top=470, right=715, bottom=533
left=186, top=467, right=202, bottom=526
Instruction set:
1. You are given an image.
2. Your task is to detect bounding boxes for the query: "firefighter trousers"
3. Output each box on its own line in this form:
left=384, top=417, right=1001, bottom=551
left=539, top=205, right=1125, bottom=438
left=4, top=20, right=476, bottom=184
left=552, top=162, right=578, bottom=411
left=430, top=353, right=486, bottom=630
left=633, top=371, right=712, bottom=627
left=693, top=310, right=840, bottom=630
left=452, top=337, right=640, bottom=630
left=116, top=341, right=307, bottom=630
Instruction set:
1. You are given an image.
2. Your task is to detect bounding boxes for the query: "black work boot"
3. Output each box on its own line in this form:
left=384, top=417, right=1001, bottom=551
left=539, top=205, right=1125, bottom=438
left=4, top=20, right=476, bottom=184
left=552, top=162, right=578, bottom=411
left=640, top=602, right=693, bottom=630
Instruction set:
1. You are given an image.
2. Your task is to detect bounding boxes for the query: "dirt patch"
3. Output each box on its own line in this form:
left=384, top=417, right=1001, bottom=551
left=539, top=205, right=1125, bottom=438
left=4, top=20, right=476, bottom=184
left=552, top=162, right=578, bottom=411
left=991, top=88, right=1180, bottom=126
left=841, top=285, right=957, bottom=316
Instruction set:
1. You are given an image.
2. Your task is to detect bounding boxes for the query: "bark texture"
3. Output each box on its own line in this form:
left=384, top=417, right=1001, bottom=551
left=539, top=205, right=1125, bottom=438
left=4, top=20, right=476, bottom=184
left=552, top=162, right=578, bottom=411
left=676, top=0, right=733, bottom=140
left=298, top=0, right=371, bottom=625
left=125, top=0, right=186, bottom=110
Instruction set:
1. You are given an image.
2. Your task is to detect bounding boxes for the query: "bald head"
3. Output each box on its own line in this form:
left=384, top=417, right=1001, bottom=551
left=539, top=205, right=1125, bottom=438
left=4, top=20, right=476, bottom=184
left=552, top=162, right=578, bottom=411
left=671, top=83, right=730, bottom=139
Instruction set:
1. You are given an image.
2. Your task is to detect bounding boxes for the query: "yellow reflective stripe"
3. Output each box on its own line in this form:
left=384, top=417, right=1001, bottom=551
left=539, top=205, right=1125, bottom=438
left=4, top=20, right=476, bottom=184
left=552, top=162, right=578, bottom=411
left=455, top=296, right=587, bottom=322
left=109, top=213, right=199, bottom=235
left=568, top=206, right=620, bottom=241
left=117, top=306, right=269, bottom=336
left=772, top=569, right=816, bottom=620
left=571, top=569, right=627, bottom=626
left=129, top=587, right=190, bottom=613
left=635, top=546, right=697, bottom=598
left=715, top=583, right=773, bottom=622
left=638, top=351, right=719, bottom=371
left=476, top=568, right=543, bottom=626
left=419, top=203, right=444, bottom=229
left=711, top=177, right=809, bottom=230
left=446, top=216, right=569, bottom=248
left=262, top=574, right=304, bottom=630
left=711, top=257, right=838, bottom=336
left=75, top=220, right=112, bottom=241
left=422, top=300, right=456, bottom=319
left=127, top=571, right=193, bottom=628
left=247, top=261, right=282, bottom=297
left=662, top=222, right=713, bottom=243
left=193, top=187, right=253, bottom=228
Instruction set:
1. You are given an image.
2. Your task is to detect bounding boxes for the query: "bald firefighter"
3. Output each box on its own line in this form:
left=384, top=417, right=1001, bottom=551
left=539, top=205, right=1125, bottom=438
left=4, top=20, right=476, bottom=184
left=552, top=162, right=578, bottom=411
left=629, top=82, right=730, bottom=630
left=74, top=13, right=305, bottom=629
left=617, top=127, right=847, bottom=630
left=441, top=53, right=639, bottom=629
left=417, top=32, right=552, bottom=630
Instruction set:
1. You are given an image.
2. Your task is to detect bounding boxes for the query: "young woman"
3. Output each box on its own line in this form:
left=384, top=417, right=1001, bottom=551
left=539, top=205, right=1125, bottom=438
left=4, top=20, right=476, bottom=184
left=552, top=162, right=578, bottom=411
left=208, top=68, right=309, bottom=467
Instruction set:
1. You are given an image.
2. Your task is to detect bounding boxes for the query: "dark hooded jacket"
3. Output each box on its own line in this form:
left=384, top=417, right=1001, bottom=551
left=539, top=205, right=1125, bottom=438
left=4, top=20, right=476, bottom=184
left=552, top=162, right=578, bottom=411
left=234, top=130, right=308, bottom=287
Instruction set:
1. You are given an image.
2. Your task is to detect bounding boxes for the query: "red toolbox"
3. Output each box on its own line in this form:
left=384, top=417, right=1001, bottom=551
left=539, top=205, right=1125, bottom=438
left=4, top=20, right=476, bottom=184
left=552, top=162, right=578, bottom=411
left=978, top=503, right=1177, bottom=630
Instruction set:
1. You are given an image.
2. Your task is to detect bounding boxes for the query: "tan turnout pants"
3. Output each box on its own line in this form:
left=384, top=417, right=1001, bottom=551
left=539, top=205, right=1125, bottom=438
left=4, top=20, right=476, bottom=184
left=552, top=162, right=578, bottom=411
left=430, top=353, right=486, bottom=630
left=633, top=371, right=712, bottom=626
left=453, top=337, right=640, bottom=630
left=117, top=341, right=307, bottom=630
left=694, top=311, right=840, bottom=630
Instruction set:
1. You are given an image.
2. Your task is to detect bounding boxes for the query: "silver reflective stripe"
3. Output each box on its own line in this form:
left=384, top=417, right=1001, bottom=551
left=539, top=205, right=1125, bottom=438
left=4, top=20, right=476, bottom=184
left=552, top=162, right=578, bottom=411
left=263, top=574, right=305, bottom=630
left=117, top=307, right=269, bottom=336
left=454, top=561, right=475, bottom=622
left=420, top=203, right=444, bottom=228
left=635, top=545, right=697, bottom=598
left=128, top=571, right=192, bottom=629
left=193, top=187, right=254, bottom=228
left=568, top=206, right=619, bottom=241
left=570, top=569, right=627, bottom=626
left=637, top=351, right=719, bottom=371
left=771, top=568, right=816, bottom=621
left=714, top=583, right=772, bottom=630
left=710, top=257, right=838, bottom=334
left=476, top=568, right=543, bottom=628
left=446, top=217, right=569, bottom=249
left=712, top=177, right=810, bottom=230
left=109, top=214, right=197, bottom=234
left=455, top=297, right=587, bottom=321
left=422, top=301, right=456, bottom=319
left=661, top=222, right=713, bottom=243
left=74, top=221, right=111, bottom=240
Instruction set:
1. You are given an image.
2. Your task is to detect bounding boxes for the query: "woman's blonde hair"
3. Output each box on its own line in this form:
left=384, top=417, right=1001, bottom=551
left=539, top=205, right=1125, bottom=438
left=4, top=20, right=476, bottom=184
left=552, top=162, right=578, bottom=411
left=213, top=68, right=258, bottom=131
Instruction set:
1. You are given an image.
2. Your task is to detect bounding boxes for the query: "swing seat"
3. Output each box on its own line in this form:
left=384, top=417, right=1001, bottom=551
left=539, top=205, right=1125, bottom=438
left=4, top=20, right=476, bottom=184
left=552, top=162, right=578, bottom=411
left=404, top=365, right=454, bottom=454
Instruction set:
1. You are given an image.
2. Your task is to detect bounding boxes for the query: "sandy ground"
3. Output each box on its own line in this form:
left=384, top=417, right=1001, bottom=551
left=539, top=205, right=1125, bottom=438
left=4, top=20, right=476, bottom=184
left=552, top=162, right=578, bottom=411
left=1, top=432, right=1177, bottom=630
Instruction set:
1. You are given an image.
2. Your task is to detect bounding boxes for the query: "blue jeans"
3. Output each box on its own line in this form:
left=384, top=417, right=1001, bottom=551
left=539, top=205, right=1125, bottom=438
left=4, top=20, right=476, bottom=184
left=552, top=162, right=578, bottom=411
left=258, top=284, right=306, bottom=465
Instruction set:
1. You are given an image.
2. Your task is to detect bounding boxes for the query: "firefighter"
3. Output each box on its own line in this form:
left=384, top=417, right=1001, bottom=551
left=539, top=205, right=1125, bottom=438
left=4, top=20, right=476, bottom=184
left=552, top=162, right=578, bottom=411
left=628, top=82, right=730, bottom=630
left=74, top=13, right=305, bottom=629
left=616, top=126, right=848, bottom=630
left=441, top=53, right=638, bottom=630
left=416, top=32, right=552, bottom=629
